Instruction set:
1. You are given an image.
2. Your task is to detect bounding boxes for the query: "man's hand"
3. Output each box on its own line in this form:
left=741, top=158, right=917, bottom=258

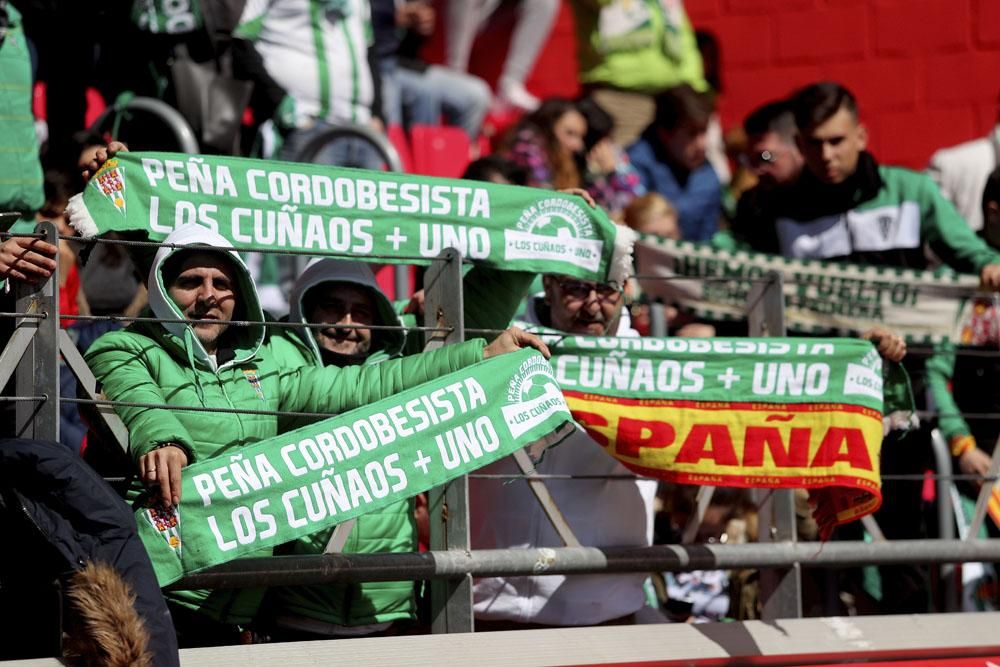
left=958, top=445, right=992, bottom=481
left=981, top=264, right=1000, bottom=291
left=81, top=141, right=129, bottom=181
left=404, top=289, right=426, bottom=317
left=483, top=326, right=551, bottom=359
left=861, top=326, right=907, bottom=363
left=0, top=236, right=58, bottom=283
left=138, top=444, right=189, bottom=506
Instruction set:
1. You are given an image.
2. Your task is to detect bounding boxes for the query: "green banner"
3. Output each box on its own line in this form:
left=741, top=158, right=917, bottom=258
left=67, top=152, right=635, bottom=284
left=137, top=350, right=574, bottom=585
left=635, top=236, right=982, bottom=343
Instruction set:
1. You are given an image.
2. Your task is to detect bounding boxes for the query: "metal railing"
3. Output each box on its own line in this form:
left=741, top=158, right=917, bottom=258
left=4, top=227, right=1000, bottom=634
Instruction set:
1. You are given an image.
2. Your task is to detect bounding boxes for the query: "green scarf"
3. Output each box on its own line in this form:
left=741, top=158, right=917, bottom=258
left=67, top=152, right=635, bottom=284
left=138, top=350, right=573, bottom=585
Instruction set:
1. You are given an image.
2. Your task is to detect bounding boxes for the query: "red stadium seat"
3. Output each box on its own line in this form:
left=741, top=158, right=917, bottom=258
left=409, top=124, right=472, bottom=178
left=386, top=123, right=414, bottom=173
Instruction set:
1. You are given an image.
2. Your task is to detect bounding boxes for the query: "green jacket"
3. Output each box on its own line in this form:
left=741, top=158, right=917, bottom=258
left=0, top=3, right=44, bottom=219
left=267, top=258, right=534, bottom=628
left=85, top=226, right=484, bottom=624
left=569, top=0, right=707, bottom=94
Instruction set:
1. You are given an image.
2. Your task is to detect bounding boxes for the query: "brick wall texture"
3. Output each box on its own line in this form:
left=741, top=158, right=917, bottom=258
left=678, top=0, right=1000, bottom=167
left=516, top=0, right=1000, bottom=169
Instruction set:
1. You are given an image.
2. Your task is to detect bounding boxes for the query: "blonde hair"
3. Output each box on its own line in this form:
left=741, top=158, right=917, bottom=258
left=623, top=193, right=677, bottom=233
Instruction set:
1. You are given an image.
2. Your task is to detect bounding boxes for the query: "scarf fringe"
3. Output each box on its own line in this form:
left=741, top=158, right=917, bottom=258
left=609, top=224, right=637, bottom=286
left=66, top=192, right=99, bottom=238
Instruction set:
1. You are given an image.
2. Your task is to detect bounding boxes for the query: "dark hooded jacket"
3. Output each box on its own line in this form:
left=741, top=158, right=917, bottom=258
left=0, top=438, right=179, bottom=666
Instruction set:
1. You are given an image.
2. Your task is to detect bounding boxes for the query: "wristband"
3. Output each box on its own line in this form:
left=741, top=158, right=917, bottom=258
left=950, top=435, right=977, bottom=458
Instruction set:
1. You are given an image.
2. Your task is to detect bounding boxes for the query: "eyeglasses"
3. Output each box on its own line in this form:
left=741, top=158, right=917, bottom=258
left=555, top=277, right=622, bottom=303
left=740, top=149, right=782, bottom=169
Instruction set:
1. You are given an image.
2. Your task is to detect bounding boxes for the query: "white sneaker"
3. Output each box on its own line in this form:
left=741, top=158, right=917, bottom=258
left=496, top=77, right=541, bottom=112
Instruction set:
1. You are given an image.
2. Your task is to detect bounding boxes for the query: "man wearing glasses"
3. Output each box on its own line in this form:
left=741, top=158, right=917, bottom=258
left=719, top=99, right=805, bottom=253
left=470, top=274, right=661, bottom=629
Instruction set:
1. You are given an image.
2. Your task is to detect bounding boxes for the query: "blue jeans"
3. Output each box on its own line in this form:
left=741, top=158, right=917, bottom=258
left=381, top=59, right=491, bottom=138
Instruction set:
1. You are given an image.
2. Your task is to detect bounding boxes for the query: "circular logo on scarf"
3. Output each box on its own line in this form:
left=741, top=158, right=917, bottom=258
left=515, top=197, right=595, bottom=240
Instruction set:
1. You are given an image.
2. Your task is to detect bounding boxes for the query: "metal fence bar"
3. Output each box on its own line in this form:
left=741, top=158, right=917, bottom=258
left=966, top=430, right=1000, bottom=540
left=510, top=448, right=581, bottom=548
left=747, top=270, right=801, bottom=620
left=930, top=428, right=959, bottom=611
left=422, top=248, right=473, bottom=634
left=0, top=326, right=35, bottom=389
left=170, top=540, right=1000, bottom=590
left=14, top=222, right=59, bottom=442
left=324, top=519, right=357, bottom=554
left=58, top=329, right=130, bottom=453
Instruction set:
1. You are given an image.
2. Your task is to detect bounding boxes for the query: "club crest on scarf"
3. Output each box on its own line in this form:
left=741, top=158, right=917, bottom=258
left=91, top=159, right=128, bottom=217
left=144, top=501, right=182, bottom=554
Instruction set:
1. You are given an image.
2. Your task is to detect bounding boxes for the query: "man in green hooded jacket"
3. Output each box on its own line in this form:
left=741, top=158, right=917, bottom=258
left=263, top=256, right=534, bottom=639
left=85, top=223, right=546, bottom=645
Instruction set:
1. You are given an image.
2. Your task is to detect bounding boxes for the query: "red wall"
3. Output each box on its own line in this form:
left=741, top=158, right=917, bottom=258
left=688, top=0, right=1000, bottom=168
left=512, top=0, right=1000, bottom=169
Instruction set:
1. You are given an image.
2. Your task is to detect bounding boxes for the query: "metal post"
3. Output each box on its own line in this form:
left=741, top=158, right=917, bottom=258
left=14, top=222, right=59, bottom=441
left=930, top=429, right=958, bottom=612
left=423, top=249, right=472, bottom=633
left=747, top=270, right=801, bottom=619
left=394, top=265, right=411, bottom=302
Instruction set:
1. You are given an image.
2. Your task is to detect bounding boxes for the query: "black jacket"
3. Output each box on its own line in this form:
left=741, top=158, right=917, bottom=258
left=0, top=438, right=179, bottom=666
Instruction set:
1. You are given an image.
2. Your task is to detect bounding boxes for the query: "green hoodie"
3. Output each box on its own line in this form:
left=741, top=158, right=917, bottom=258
left=266, top=259, right=535, bottom=629
left=570, top=0, right=707, bottom=94
left=0, top=4, right=44, bottom=219
left=85, top=225, right=485, bottom=625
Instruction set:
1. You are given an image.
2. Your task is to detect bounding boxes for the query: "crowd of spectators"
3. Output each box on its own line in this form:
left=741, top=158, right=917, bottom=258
left=2, top=0, right=1000, bottom=660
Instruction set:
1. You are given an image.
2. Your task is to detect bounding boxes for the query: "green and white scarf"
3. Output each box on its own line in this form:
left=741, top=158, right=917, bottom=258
left=67, top=152, right=635, bottom=285
left=635, top=235, right=983, bottom=344
left=138, top=350, right=573, bottom=585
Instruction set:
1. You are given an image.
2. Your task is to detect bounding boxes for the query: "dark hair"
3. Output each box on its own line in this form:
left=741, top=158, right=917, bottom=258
left=695, top=30, right=722, bottom=93
left=575, top=96, right=614, bottom=151
left=791, top=81, right=859, bottom=130
left=983, top=166, right=1000, bottom=212
left=462, top=155, right=528, bottom=186
left=743, top=99, right=797, bottom=141
left=40, top=169, right=76, bottom=217
left=516, top=97, right=580, bottom=144
left=502, top=97, right=583, bottom=189
left=653, top=84, right=714, bottom=132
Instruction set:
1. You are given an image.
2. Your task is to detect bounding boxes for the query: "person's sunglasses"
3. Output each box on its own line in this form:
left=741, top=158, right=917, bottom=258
left=740, top=149, right=781, bottom=169
left=556, top=277, right=622, bottom=302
